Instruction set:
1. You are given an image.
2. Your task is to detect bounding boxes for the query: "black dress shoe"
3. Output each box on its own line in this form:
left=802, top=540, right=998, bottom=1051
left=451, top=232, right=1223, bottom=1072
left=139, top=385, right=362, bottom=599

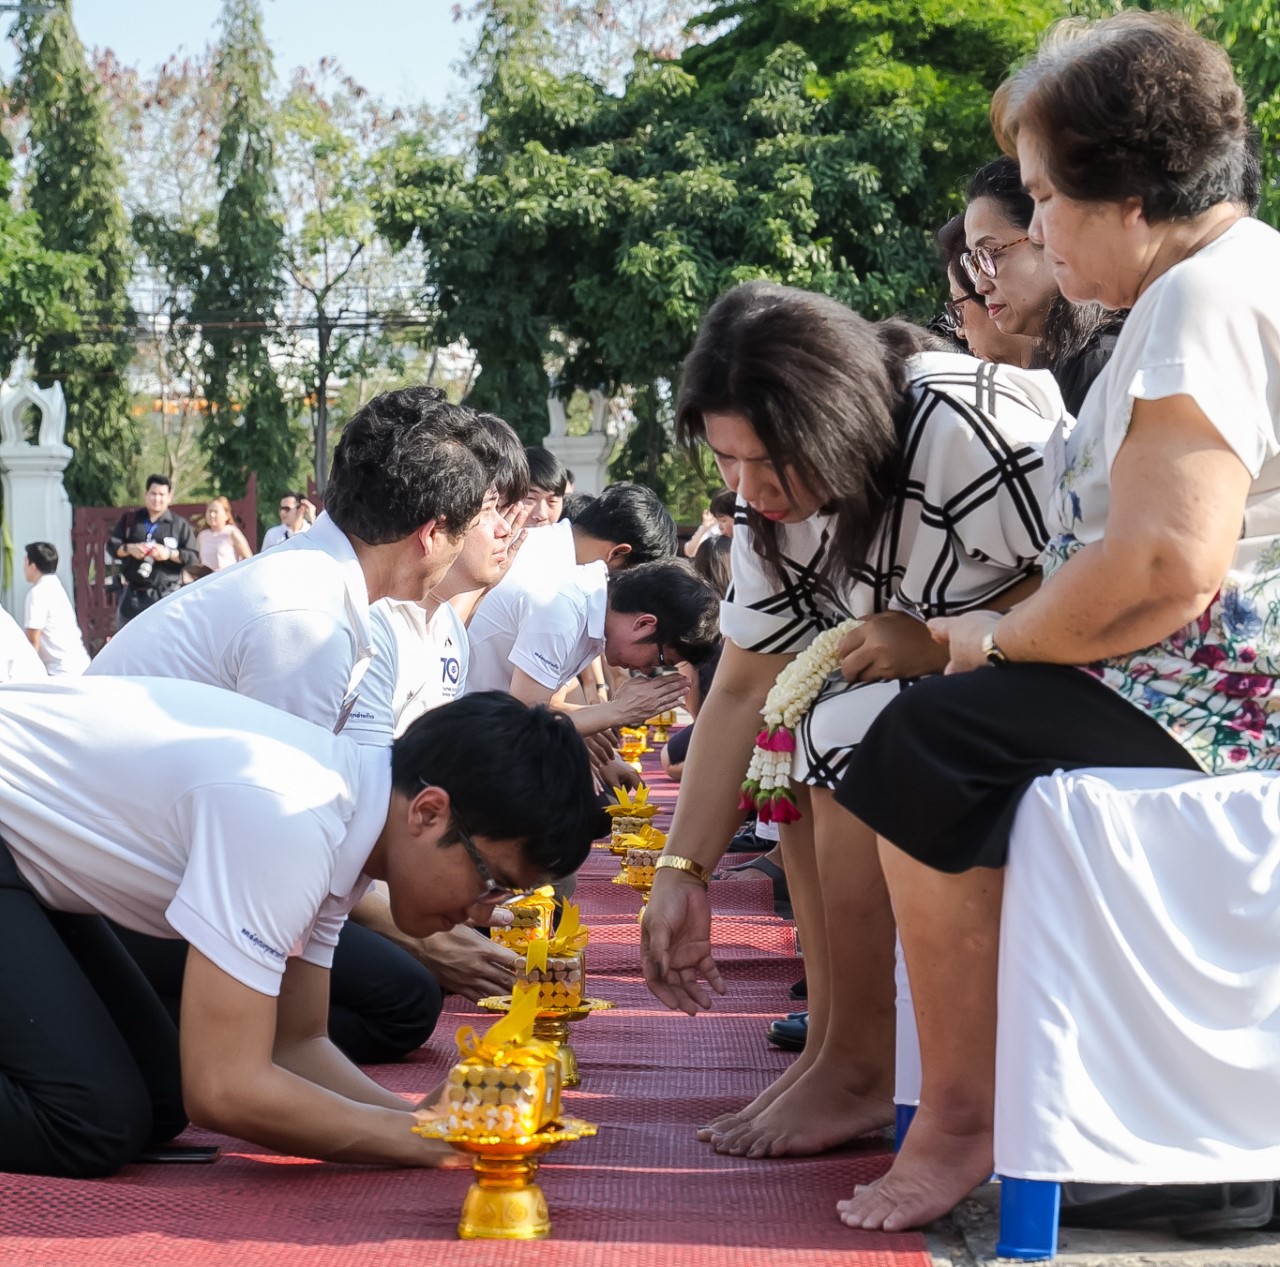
left=766, top=1011, right=807, bottom=1051
left=789, top=976, right=807, bottom=1000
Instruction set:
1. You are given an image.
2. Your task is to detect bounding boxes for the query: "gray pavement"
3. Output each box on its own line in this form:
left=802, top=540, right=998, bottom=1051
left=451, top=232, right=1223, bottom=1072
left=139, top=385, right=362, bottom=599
left=928, top=1183, right=1280, bottom=1267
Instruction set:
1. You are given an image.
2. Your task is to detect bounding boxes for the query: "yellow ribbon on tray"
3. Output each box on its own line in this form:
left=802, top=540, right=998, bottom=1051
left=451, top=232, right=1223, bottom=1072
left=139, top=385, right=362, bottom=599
left=605, top=785, right=658, bottom=819
left=454, top=983, right=557, bottom=1067
left=616, top=824, right=667, bottom=853
left=523, top=902, right=590, bottom=976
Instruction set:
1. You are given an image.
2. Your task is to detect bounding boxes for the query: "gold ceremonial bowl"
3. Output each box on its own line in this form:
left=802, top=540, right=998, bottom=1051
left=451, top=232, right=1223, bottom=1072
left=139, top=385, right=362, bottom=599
left=414, top=1116, right=597, bottom=1240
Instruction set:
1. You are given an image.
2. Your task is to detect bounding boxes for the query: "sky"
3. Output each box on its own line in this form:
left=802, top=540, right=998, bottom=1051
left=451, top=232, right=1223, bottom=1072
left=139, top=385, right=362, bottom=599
left=1, top=0, right=475, bottom=109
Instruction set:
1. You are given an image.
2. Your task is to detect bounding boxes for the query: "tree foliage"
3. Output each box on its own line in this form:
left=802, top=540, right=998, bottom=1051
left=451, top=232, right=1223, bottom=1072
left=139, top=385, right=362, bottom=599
left=9, top=0, right=141, bottom=506
left=193, top=0, right=300, bottom=500
left=375, top=0, right=1055, bottom=503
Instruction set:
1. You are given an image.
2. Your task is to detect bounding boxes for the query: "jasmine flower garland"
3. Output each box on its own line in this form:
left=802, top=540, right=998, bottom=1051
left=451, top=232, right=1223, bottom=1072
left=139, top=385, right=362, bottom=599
left=741, top=618, right=862, bottom=823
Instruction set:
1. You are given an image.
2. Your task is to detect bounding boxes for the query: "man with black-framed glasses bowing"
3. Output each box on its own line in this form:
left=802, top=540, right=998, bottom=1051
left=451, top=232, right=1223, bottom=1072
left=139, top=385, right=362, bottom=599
left=0, top=684, right=605, bottom=1180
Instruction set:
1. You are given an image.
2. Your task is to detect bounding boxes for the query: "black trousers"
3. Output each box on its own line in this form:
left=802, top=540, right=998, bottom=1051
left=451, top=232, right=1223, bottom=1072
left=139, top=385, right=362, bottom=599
left=0, top=840, right=187, bottom=1178
left=112, top=920, right=444, bottom=1066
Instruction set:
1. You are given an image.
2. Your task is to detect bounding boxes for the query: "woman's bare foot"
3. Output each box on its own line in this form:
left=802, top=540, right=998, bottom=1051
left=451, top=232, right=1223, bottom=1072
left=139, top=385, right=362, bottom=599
left=836, top=1108, right=993, bottom=1232
left=695, top=1046, right=817, bottom=1141
left=712, top=1062, right=893, bottom=1157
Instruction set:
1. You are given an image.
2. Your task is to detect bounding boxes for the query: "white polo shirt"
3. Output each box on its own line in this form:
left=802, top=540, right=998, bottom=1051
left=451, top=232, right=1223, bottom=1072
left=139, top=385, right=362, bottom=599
left=89, top=513, right=373, bottom=734
left=0, top=608, right=46, bottom=684
left=466, top=560, right=608, bottom=695
left=503, top=518, right=576, bottom=588
left=0, top=676, right=389, bottom=996
left=345, top=599, right=469, bottom=743
left=23, top=573, right=90, bottom=676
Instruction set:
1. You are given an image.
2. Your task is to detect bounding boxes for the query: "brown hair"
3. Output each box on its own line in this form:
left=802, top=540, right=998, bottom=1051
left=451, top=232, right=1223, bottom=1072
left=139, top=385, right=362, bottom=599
left=991, top=12, right=1250, bottom=222
left=676, top=282, right=933, bottom=589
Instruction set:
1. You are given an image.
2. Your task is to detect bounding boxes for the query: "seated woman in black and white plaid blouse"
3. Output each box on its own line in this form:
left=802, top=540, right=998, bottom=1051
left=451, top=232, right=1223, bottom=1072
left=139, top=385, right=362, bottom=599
left=640, top=280, right=1067, bottom=1161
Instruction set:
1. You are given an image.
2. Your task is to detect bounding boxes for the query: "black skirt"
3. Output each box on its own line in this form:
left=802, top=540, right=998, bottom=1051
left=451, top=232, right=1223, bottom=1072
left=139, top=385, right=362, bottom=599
left=834, top=663, right=1202, bottom=873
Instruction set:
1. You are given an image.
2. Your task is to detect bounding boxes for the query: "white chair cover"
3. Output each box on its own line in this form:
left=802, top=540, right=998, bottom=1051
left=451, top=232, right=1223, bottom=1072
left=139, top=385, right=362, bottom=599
left=995, top=767, right=1280, bottom=1184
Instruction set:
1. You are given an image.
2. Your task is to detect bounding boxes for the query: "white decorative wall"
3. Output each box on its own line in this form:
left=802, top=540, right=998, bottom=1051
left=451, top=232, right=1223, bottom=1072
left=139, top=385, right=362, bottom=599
left=0, top=382, right=74, bottom=621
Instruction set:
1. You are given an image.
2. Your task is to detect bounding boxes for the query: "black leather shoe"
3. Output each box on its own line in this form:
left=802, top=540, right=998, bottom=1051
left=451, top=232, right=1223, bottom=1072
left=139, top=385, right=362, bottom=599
left=789, top=976, right=807, bottom=1000
left=766, top=1011, right=807, bottom=1051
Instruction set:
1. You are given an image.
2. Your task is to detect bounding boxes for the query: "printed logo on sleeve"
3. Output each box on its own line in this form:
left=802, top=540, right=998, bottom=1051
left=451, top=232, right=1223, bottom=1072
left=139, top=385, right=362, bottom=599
left=533, top=651, right=560, bottom=674
left=240, top=928, right=287, bottom=961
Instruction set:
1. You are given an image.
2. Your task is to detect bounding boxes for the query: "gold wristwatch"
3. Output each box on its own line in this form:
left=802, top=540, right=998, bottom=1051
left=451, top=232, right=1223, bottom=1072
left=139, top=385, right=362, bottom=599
left=656, top=855, right=712, bottom=888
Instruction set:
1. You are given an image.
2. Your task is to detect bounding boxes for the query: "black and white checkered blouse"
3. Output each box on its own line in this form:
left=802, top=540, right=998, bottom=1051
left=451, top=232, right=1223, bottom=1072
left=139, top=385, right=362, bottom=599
left=720, top=352, right=1066, bottom=788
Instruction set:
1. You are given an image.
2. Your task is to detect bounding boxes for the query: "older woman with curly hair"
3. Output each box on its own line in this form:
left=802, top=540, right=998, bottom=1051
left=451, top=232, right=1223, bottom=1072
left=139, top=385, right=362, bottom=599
left=834, top=12, right=1280, bottom=1233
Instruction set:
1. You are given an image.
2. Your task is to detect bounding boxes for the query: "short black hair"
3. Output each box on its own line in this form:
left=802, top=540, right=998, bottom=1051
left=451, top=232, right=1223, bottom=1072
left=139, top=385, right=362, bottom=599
left=560, top=492, right=596, bottom=523
left=280, top=491, right=305, bottom=507
left=474, top=413, right=530, bottom=508
left=524, top=446, right=569, bottom=497
left=25, top=541, right=57, bottom=574
left=709, top=488, right=737, bottom=519
left=391, top=692, right=608, bottom=877
left=325, top=387, right=490, bottom=545
left=575, top=482, right=678, bottom=566
left=608, top=559, right=720, bottom=666
left=145, top=473, right=171, bottom=492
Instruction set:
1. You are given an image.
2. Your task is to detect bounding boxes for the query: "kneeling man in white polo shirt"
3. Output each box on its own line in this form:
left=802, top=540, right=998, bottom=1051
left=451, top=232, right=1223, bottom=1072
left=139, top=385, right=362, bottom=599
left=467, top=558, right=721, bottom=738
left=0, top=681, right=605, bottom=1180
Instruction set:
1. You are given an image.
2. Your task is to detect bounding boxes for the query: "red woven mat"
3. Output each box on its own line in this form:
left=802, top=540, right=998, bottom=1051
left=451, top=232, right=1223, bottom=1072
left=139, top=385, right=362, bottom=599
left=0, top=749, right=928, bottom=1267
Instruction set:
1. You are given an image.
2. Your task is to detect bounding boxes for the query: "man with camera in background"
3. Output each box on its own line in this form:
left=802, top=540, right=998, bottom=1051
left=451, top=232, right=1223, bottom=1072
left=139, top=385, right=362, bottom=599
left=107, top=474, right=198, bottom=629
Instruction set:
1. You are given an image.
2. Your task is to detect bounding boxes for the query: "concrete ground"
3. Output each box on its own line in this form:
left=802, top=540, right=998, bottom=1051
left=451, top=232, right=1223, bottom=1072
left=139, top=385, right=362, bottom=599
left=928, top=1183, right=1280, bottom=1267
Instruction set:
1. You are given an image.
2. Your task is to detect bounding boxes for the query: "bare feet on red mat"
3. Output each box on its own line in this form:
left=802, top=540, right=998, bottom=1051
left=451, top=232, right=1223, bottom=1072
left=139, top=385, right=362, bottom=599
left=711, top=1065, right=893, bottom=1158
left=695, top=1049, right=815, bottom=1141
left=836, top=1108, right=993, bottom=1232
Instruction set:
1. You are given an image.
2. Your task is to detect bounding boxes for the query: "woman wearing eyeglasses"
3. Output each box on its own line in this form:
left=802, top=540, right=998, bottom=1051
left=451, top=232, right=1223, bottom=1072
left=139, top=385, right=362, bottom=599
left=835, top=12, right=1280, bottom=1232
left=963, top=157, right=1124, bottom=415
left=936, top=214, right=1039, bottom=368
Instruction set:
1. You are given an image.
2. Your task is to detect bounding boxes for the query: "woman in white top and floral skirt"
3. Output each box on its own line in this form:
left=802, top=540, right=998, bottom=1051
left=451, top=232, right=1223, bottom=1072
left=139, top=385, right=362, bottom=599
left=834, top=12, right=1280, bottom=1234
left=641, top=279, right=1066, bottom=1159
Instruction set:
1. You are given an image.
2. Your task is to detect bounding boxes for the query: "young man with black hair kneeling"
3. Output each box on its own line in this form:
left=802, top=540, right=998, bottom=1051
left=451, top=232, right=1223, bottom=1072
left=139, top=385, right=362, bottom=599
left=0, top=684, right=605, bottom=1179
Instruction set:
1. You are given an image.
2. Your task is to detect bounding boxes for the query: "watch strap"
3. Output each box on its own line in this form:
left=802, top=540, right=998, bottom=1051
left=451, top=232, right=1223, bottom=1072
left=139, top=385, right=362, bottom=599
left=655, top=855, right=712, bottom=888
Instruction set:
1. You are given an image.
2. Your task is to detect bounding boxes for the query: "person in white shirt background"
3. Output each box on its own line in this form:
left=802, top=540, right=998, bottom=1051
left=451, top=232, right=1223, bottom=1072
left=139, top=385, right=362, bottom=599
left=22, top=542, right=89, bottom=677
left=261, top=491, right=316, bottom=549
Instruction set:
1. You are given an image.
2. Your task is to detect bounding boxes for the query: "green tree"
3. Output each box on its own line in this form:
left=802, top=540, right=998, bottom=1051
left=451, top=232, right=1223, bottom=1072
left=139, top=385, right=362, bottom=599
left=194, top=0, right=301, bottom=500
left=10, top=0, right=141, bottom=506
left=375, top=0, right=1053, bottom=508
left=0, top=154, right=90, bottom=387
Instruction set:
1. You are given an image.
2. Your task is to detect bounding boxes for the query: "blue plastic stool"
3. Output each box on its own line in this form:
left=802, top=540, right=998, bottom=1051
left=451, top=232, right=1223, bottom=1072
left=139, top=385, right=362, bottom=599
left=893, top=1103, right=917, bottom=1153
left=996, top=1177, right=1060, bottom=1260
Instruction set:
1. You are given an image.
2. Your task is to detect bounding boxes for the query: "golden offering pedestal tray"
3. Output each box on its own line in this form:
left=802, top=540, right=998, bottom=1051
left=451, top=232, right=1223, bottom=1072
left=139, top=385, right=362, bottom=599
left=644, top=710, right=677, bottom=745
left=477, top=995, right=614, bottom=1088
left=415, top=1116, right=597, bottom=1240
left=617, top=725, right=649, bottom=771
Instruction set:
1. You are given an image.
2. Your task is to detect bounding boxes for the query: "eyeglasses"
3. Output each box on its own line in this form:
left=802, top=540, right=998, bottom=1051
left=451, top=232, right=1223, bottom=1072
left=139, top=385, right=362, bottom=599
left=960, top=237, right=1031, bottom=286
left=941, top=294, right=982, bottom=334
left=419, top=779, right=517, bottom=905
left=279, top=504, right=297, bottom=514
